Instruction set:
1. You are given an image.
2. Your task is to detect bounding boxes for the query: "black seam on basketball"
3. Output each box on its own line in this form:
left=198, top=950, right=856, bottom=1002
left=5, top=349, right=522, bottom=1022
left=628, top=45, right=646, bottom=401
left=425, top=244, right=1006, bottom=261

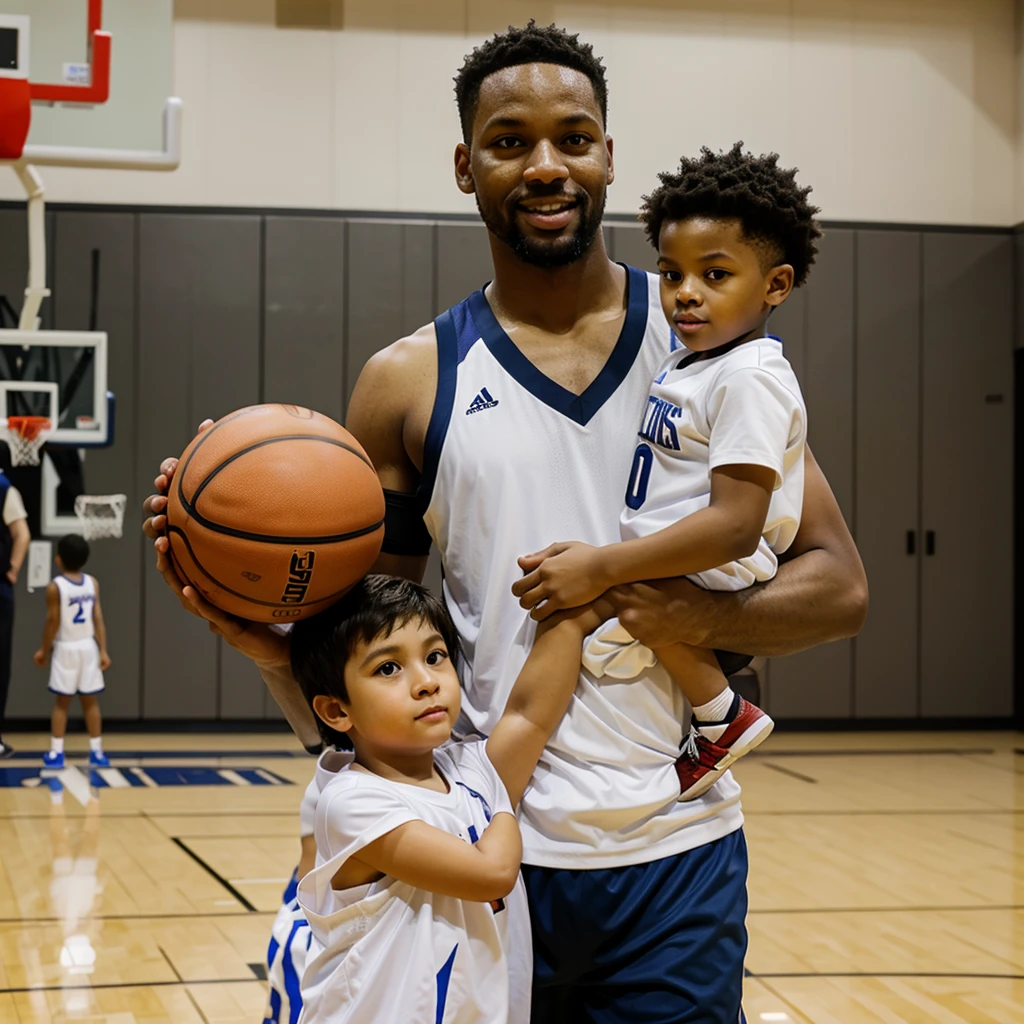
left=188, top=435, right=374, bottom=509
left=166, top=525, right=373, bottom=609
left=175, top=511, right=384, bottom=546
left=176, top=406, right=258, bottom=508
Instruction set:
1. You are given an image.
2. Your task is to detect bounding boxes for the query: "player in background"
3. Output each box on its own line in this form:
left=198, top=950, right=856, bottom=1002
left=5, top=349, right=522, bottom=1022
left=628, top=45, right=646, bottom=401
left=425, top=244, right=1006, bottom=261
left=513, top=144, right=819, bottom=799
left=34, top=534, right=111, bottom=769
left=292, top=574, right=605, bottom=1023
left=0, top=469, right=31, bottom=758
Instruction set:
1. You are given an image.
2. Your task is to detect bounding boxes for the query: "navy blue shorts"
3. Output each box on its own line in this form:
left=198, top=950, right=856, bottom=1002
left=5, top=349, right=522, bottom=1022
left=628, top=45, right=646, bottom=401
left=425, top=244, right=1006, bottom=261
left=522, top=829, right=748, bottom=1024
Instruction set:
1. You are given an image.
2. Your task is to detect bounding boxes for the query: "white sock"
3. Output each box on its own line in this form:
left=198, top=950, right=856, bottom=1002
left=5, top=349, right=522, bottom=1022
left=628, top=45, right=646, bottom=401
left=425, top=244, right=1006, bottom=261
left=89, top=736, right=103, bottom=753
left=692, top=687, right=736, bottom=724
left=51, top=737, right=64, bottom=754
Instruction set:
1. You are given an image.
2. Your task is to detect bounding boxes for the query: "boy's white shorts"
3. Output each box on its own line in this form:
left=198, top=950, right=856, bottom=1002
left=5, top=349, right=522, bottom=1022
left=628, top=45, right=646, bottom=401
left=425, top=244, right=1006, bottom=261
left=48, top=640, right=104, bottom=696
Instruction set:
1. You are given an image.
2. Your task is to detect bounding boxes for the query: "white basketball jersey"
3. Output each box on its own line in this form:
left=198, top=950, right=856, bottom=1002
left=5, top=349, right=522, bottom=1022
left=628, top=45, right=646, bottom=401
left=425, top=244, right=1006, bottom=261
left=298, top=743, right=531, bottom=1024
left=421, top=268, right=743, bottom=870
left=621, top=335, right=806, bottom=591
left=53, top=575, right=97, bottom=644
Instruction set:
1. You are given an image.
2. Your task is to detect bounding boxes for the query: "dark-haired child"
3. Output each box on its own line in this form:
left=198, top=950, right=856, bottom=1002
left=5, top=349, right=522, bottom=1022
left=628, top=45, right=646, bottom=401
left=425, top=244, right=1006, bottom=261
left=514, top=142, right=820, bottom=800
left=292, top=574, right=605, bottom=1024
left=34, top=534, right=111, bottom=768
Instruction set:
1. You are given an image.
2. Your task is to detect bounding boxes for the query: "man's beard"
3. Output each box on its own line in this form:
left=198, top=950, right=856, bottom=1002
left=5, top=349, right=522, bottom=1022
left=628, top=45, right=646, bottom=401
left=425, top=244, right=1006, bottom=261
left=476, top=189, right=606, bottom=269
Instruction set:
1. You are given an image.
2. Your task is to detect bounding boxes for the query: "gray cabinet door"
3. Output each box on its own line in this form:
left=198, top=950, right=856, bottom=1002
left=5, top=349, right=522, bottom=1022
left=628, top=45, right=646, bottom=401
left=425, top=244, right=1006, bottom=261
left=920, top=233, right=1013, bottom=716
left=854, top=231, right=921, bottom=717
left=765, top=230, right=855, bottom=718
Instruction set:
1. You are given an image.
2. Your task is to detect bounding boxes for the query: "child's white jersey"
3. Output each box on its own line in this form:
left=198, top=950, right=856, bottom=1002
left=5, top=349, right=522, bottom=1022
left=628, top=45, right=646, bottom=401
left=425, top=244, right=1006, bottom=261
left=53, top=575, right=97, bottom=643
left=622, top=335, right=806, bottom=590
left=297, top=742, right=531, bottom=1024
left=421, top=268, right=743, bottom=870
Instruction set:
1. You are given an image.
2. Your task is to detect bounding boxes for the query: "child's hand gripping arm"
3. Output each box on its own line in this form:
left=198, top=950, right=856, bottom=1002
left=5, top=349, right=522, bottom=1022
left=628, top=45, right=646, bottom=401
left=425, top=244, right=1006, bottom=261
left=33, top=582, right=60, bottom=667
left=91, top=577, right=111, bottom=670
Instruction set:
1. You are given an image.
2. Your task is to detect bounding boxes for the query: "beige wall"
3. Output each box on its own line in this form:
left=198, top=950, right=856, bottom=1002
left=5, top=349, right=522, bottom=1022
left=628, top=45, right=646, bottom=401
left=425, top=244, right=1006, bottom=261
left=1, top=0, right=1017, bottom=225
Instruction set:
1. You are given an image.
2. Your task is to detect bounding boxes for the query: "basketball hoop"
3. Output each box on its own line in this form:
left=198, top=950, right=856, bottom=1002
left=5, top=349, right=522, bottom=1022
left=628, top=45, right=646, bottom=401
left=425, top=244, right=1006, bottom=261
left=4, top=415, right=50, bottom=466
left=74, top=494, right=127, bottom=541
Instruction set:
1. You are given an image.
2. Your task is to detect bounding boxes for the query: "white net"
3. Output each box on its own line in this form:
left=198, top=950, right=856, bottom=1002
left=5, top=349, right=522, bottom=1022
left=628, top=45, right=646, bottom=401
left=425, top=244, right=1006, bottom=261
left=74, top=493, right=127, bottom=540
left=5, top=417, right=50, bottom=467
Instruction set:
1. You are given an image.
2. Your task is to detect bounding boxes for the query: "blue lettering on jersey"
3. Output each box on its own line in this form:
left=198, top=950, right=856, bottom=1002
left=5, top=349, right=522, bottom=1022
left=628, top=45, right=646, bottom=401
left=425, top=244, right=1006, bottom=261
left=68, top=594, right=95, bottom=624
left=639, top=395, right=682, bottom=451
left=465, top=387, right=499, bottom=415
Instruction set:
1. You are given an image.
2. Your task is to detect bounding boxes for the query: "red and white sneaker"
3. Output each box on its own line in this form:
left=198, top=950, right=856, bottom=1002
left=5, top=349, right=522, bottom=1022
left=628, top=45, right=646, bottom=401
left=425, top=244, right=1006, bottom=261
left=675, top=694, right=774, bottom=801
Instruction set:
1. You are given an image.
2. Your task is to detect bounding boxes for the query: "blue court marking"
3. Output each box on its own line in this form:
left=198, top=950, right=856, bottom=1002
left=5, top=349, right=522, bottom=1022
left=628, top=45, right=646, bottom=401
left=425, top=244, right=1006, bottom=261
left=0, top=765, right=293, bottom=789
left=435, top=943, right=459, bottom=1024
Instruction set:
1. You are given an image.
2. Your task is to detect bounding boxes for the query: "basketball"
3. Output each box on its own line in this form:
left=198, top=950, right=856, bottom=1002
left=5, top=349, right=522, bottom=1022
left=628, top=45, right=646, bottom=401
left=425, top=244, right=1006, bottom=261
left=165, top=404, right=384, bottom=622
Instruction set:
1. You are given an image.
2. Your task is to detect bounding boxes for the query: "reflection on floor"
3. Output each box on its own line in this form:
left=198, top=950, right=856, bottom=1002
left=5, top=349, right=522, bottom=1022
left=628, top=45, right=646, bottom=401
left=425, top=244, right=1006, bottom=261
left=1, top=730, right=1022, bottom=1023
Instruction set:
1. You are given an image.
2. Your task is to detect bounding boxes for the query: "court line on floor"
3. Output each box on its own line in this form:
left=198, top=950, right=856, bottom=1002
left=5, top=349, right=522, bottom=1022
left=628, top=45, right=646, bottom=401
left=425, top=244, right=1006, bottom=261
left=159, top=944, right=212, bottom=1024
left=758, top=762, right=818, bottom=783
left=743, top=808, right=1021, bottom=816
left=171, top=837, right=259, bottom=912
left=748, top=747, right=998, bottom=758
left=0, top=977, right=261, bottom=995
left=747, top=903, right=1024, bottom=915
left=0, top=911, right=272, bottom=924
left=746, top=971, right=1024, bottom=980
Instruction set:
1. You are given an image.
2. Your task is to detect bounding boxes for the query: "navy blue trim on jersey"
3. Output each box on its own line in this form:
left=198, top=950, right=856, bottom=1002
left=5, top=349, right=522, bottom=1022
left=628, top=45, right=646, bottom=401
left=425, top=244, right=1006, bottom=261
left=676, top=332, right=783, bottom=370
left=418, top=307, right=462, bottom=514
left=523, top=828, right=748, bottom=1023
left=467, top=264, right=649, bottom=427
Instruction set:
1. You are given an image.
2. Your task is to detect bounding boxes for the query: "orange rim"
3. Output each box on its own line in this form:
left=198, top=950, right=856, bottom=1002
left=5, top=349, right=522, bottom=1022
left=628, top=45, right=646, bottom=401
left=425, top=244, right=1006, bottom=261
left=6, top=416, right=51, bottom=441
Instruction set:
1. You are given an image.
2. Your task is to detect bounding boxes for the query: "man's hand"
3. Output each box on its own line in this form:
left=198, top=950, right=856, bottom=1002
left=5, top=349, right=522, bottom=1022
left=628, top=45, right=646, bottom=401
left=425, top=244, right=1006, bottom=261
left=99, top=650, right=112, bottom=671
left=5, top=568, right=17, bottom=584
left=33, top=648, right=46, bottom=668
left=512, top=542, right=610, bottom=620
left=141, top=420, right=291, bottom=671
left=605, top=577, right=716, bottom=650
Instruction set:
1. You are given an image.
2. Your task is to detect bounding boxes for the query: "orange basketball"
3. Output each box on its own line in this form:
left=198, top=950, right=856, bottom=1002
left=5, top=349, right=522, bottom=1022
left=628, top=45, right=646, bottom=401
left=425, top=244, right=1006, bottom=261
left=165, top=404, right=384, bottom=622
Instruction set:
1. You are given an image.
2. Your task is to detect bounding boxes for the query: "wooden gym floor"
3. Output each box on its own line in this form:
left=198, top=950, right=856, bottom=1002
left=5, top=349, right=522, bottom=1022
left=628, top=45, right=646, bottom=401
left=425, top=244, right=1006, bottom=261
left=0, top=730, right=1021, bottom=1023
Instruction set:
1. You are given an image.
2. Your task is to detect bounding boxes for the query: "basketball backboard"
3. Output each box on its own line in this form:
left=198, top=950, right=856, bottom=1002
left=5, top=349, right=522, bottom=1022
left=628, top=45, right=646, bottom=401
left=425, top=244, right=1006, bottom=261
left=0, top=329, right=109, bottom=445
left=2, top=0, right=172, bottom=152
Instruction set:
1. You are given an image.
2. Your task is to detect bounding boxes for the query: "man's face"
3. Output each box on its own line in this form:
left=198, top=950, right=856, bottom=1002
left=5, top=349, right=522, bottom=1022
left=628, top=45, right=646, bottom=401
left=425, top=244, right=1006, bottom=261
left=457, top=63, right=613, bottom=269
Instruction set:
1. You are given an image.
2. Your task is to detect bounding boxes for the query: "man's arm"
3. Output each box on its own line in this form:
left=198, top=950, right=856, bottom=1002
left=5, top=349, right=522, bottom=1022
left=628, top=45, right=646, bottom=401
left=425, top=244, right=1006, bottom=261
left=33, top=582, right=60, bottom=667
left=602, top=447, right=868, bottom=657
left=7, top=517, right=29, bottom=584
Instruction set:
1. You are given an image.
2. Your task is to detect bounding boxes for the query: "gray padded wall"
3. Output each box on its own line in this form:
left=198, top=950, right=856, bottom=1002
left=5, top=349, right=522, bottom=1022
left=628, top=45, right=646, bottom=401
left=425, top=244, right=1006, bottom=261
left=138, top=214, right=261, bottom=720
left=0, top=209, right=1014, bottom=724
left=764, top=230, right=856, bottom=718
left=854, top=230, right=922, bottom=717
left=920, top=233, right=1013, bottom=716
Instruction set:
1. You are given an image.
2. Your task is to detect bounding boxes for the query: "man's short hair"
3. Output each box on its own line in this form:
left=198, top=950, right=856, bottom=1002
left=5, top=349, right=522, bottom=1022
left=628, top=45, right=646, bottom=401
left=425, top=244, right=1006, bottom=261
left=290, top=575, right=462, bottom=750
left=57, top=534, right=90, bottom=572
left=640, top=142, right=823, bottom=287
left=454, top=20, right=608, bottom=143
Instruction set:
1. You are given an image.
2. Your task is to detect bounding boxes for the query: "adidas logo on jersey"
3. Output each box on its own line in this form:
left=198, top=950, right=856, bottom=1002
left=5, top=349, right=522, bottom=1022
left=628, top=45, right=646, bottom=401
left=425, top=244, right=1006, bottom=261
left=466, top=388, right=499, bottom=415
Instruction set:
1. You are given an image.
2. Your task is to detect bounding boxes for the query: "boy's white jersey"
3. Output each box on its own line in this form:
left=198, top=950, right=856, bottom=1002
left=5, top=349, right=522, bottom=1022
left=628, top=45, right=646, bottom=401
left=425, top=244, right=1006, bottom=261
left=53, top=575, right=96, bottom=644
left=421, top=267, right=743, bottom=870
left=622, top=335, right=806, bottom=590
left=297, top=742, right=531, bottom=1024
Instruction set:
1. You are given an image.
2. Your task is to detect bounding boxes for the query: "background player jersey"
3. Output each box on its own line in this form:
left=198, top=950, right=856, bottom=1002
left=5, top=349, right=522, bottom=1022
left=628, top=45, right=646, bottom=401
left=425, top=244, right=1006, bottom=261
left=53, top=575, right=97, bottom=644
left=621, top=336, right=806, bottom=591
left=298, top=742, right=531, bottom=1024
left=420, top=267, right=743, bottom=870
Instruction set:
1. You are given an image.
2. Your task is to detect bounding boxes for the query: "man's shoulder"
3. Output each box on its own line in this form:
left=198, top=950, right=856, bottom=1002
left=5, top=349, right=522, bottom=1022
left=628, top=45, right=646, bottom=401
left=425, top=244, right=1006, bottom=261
left=363, top=322, right=438, bottom=383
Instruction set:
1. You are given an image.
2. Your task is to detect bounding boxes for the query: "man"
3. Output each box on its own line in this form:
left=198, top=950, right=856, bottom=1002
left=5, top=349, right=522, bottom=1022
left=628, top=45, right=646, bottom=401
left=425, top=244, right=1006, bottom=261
left=145, top=23, right=866, bottom=1022
left=0, top=468, right=31, bottom=757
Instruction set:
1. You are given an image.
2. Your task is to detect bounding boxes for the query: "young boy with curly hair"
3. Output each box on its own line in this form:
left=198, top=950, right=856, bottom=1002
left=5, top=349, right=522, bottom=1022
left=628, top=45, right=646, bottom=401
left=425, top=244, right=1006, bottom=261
left=513, top=142, right=822, bottom=799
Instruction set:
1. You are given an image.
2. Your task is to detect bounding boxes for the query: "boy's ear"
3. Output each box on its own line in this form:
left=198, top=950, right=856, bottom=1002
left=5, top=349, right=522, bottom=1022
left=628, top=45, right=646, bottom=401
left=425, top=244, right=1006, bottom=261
left=765, top=264, right=795, bottom=307
left=312, top=695, right=353, bottom=735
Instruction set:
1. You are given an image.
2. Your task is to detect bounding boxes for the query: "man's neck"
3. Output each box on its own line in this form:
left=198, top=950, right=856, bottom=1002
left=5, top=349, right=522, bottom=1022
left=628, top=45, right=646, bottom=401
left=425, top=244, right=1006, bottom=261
left=485, top=232, right=625, bottom=334
left=62, top=570, right=84, bottom=582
